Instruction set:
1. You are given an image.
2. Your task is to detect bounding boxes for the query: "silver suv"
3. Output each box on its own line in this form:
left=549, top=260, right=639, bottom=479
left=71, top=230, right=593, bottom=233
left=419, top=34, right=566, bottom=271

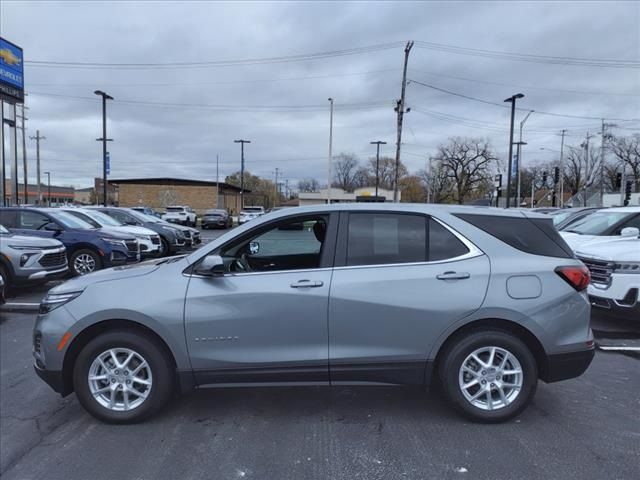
left=33, top=205, right=594, bottom=424
left=0, top=224, right=68, bottom=289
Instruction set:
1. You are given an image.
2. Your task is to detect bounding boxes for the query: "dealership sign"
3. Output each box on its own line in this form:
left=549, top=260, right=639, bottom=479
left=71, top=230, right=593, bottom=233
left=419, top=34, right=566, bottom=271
left=0, top=37, right=24, bottom=103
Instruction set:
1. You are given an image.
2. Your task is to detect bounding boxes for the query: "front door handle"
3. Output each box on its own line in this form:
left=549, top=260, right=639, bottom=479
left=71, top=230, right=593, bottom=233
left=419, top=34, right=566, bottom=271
left=436, top=271, right=470, bottom=280
left=290, top=280, right=324, bottom=288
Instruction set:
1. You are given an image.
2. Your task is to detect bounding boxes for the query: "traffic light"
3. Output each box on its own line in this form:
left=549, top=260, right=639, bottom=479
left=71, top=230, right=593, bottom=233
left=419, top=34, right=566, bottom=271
left=542, top=171, right=548, bottom=185
left=624, top=181, right=632, bottom=206
left=553, top=167, right=560, bottom=184
left=615, top=173, right=622, bottom=189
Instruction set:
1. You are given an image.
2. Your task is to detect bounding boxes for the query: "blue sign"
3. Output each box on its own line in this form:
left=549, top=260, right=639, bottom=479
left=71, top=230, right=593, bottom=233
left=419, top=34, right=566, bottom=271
left=511, top=153, right=518, bottom=177
left=0, top=37, right=24, bottom=102
left=106, top=152, right=111, bottom=175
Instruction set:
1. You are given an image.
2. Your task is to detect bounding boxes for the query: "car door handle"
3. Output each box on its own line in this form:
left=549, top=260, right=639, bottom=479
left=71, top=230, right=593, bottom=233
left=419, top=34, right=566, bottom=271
left=290, top=280, right=324, bottom=288
left=436, top=271, right=470, bottom=280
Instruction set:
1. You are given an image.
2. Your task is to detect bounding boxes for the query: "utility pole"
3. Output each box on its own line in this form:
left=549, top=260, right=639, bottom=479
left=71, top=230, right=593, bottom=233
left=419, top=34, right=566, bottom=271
left=516, top=110, right=534, bottom=206
left=0, top=100, right=4, bottom=206
left=234, top=139, right=250, bottom=210
left=559, top=129, right=566, bottom=208
left=394, top=41, right=414, bottom=203
left=504, top=93, right=525, bottom=208
left=599, top=120, right=616, bottom=206
left=327, top=97, right=334, bottom=204
left=274, top=167, right=280, bottom=207
left=215, top=154, right=219, bottom=209
left=582, top=131, right=596, bottom=206
left=29, top=130, right=46, bottom=205
left=94, top=90, right=114, bottom=206
left=370, top=141, right=387, bottom=198
left=17, top=102, right=28, bottom=204
left=44, top=171, right=51, bottom=207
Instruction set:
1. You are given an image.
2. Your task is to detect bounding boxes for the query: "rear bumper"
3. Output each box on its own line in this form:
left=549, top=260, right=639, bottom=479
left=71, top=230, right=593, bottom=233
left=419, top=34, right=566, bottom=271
left=541, top=346, right=595, bottom=383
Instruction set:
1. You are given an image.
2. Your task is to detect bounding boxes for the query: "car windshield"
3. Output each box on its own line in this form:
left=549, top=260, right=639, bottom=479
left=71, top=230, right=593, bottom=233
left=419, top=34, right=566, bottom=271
left=49, top=211, right=95, bottom=229
left=563, top=211, right=630, bottom=235
left=0, top=224, right=9, bottom=234
left=243, top=208, right=262, bottom=213
left=166, top=207, right=185, bottom=212
left=125, top=209, right=157, bottom=223
left=551, top=210, right=573, bottom=225
left=80, top=209, right=125, bottom=227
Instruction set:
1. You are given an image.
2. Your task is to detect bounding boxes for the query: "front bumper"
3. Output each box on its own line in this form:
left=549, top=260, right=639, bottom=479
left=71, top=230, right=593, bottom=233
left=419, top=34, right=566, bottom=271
left=34, top=364, right=71, bottom=396
left=104, top=249, right=140, bottom=267
left=589, top=291, right=640, bottom=321
left=27, top=265, right=69, bottom=281
left=541, top=345, right=595, bottom=383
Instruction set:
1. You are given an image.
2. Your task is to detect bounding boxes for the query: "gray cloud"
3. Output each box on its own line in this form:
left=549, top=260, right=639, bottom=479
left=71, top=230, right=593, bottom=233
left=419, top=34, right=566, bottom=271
left=2, top=0, right=638, bottom=189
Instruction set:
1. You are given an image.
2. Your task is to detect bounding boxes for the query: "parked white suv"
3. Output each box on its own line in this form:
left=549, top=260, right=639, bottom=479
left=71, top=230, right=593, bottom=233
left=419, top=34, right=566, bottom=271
left=238, top=206, right=265, bottom=224
left=576, top=234, right=640, bottom=321
left=162, top=206, right=197, bottom=227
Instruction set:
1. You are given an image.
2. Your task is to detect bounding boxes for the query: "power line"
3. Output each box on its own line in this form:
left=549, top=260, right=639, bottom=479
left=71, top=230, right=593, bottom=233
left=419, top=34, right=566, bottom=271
left=413, top=40, right=640, bottom=69
left=25, top=42, right=405, bottom=69
left=407, top=79, right=640, bottom=121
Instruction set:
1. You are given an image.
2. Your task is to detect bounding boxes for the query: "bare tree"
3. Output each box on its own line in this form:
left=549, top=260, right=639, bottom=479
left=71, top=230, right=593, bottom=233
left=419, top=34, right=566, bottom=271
left=353, top=166, right=371, bottom=189
left=564, top=145, right=599, bottom=195
left=610, top=134, right=640, bottom=189
left=297, top=178, right=320, bottom=193
left=399, top=175, right=427, bottom=202
left=419, top=162, right=454, bottom=204
left=434, top=137, right=497, bottom=204
left=603, top=160, right=624, bottom=192
left=332, top=153, right=360, bottom=192
left=366, top=156, right=408, bottom=191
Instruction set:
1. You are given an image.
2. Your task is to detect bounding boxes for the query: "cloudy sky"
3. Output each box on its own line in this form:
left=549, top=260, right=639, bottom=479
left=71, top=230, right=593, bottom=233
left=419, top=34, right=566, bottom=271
left=1, top=0, right=639, bottom=189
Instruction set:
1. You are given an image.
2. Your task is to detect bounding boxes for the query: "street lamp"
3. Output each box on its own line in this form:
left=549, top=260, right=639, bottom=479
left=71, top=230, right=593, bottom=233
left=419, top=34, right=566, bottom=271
left=504, top=93, right=525, bottom=208
left=327, top=98, right=334, bottom=204
left=234, top=139, right=250, bottom=210
left=44, top=171, right=51, bottom=207
left=516, top=110, right=534, bottom=205
left=370, top=141, right=387, bottom=197
left=94, top=90, right=113, bottom=206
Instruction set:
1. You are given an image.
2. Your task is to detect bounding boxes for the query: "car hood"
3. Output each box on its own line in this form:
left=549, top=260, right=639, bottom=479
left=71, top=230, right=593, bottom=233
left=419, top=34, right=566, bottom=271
left=575, top=237, right=640, bottom=262
left=0, top=234, right=63, bottom=249
left=560, top=232, right=603, bottom=250
left=49, top=257, right=168, bottom=294
left=94, top=227, right=137, bottom=240
left=114, top=225, right=158, bottom=236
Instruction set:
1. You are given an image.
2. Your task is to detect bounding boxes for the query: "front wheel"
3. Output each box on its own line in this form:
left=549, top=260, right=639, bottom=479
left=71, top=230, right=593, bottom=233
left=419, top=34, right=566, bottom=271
left=73, top=330, right=174, bottom=424
left=70, top=249, right=102, bottom=276
left=439, top=330, right=537, bottom=423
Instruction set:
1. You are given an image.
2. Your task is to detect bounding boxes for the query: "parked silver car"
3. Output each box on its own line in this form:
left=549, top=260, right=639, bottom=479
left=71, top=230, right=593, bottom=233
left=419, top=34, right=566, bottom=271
left=33, top=204, right=594, bottom=424
left=0, top=224, right=68, bottom=289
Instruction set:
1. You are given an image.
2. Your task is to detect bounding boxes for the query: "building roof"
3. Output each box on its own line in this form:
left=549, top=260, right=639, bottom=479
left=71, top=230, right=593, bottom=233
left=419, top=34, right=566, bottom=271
left=108, top=177, right=246, bottom=192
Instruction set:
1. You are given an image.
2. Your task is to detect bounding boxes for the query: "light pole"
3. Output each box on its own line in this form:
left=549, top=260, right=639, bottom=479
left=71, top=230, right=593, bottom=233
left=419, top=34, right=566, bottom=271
left=370, top=141, right=387, bottom=198
left=504, top=93, right=525, bottom=208
left=516, top=110, right=534, bottom=206
left=44, top=171, right=51, bottom=207
left=94, top=90, right=113, bottom=206
left=327, top=98, right=334, bottom=204
left=234, top=139, right=250, bottom=210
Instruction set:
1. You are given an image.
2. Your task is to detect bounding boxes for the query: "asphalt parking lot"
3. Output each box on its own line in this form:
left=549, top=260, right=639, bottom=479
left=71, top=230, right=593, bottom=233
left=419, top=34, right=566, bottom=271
left=1, top=227, right=639, bottom=480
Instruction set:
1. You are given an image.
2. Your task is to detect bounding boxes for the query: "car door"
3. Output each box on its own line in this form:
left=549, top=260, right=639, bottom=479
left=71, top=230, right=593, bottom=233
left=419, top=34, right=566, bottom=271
left=328, top=212, right=490, bottom=385
left=11, top=210, right=60, bottom=239
left=184, top=213, right=337, bottom=385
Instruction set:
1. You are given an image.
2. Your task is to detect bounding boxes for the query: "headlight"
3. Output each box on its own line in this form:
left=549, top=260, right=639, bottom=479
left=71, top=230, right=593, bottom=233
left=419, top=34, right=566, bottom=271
left=39, top=291, right=83, bottom=314
left=8, top=245, right=42, bottom=250
left=101, top=238, right=126, bottom=247
left=613, top=262, right=640, bottom=274
left=134, top=234, right=151, bottom=241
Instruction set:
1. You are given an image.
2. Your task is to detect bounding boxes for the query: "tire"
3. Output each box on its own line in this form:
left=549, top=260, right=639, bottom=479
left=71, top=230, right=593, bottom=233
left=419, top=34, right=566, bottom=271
left=73, top=329, right=174, bottom=424
left=0, top=263, right=11, bottom=296
left=69, top=249, right=102, bottom=276
left=438, top=329, right=537, bottom=423
left=159, top=237, right=170, bottom=257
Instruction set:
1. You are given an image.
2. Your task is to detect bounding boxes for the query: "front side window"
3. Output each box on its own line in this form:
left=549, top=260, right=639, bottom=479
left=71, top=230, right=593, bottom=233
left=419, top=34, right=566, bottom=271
left=219, top=216, right=328, bottom=273
left=19, top=211, right=50, bottom=230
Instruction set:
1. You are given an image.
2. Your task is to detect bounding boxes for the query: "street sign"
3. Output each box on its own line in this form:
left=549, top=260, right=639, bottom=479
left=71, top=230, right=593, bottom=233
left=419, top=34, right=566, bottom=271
left=0, top=37, right=24, bottom=103
left=106, top=151, right=110, bottom=175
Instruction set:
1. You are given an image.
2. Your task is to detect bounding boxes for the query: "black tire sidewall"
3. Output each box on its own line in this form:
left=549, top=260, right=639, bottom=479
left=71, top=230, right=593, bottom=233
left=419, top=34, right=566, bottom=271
left=160, top=237, right=170, bottom=257
left=69, top=249, right=102, bottom=276
left=73, top=330, right=174, bottom=424
left=440, top=330, right=538, bottom=423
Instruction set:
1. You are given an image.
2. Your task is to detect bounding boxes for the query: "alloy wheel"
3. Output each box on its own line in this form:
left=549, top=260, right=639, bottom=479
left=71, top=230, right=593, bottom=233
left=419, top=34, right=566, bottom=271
left=88, top=348, right=153, bottom=412
left=73, top=253, right=96, bottom=275
left=458, top=346, right=523, bottom=411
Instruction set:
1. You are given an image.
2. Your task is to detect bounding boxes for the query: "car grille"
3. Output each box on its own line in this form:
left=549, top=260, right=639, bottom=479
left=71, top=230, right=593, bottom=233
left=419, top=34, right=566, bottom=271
left=151, top=235, right=160, bottom=245
left=125, top=241, right=139, bottom=253
left=578, top=256, right=613, bottom=286
left=38, top=251, right=67, bottom=268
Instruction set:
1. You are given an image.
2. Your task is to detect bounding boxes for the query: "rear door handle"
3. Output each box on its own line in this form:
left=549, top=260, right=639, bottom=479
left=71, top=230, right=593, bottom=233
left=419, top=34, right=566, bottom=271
left=290, top=280, right=324, bottom=288
left=436, top=271, right=470, bottom=280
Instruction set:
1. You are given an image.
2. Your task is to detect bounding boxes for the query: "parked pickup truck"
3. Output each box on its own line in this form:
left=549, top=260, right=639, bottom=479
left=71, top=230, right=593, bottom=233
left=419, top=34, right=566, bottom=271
left=162, top=206, right=197, bottom=227
left=0, top=224, right=68, bottom=290
left=576, top=235, right=640, bottom=322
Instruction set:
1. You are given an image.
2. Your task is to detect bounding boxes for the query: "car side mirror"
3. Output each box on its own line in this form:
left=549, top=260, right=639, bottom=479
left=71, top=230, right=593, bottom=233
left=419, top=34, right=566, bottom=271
left=621, top=227, right=639, bottom=238
left=44, top=222, right=62, bottom=232
left=195, top=254, right=225, bottom=276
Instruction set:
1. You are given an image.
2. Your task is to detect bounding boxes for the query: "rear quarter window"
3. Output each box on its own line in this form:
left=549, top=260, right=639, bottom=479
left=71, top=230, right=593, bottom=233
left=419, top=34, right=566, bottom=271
left=455, top=214, right=573, bottom=258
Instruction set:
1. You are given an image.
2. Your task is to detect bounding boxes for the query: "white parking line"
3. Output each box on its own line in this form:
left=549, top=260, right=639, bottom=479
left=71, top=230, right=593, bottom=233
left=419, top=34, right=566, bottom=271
left=598, top=346, right=640, bottom=352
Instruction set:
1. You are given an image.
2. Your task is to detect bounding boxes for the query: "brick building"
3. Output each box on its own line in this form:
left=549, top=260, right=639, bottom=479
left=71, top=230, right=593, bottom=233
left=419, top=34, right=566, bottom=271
left=3, top=180, right=75, bottom=206
left=109, top=177, right=245, bottom=215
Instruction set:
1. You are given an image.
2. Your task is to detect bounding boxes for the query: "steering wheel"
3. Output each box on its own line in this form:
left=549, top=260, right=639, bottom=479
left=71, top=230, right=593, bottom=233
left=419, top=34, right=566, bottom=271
left=231, top=253, right=252, bottom=273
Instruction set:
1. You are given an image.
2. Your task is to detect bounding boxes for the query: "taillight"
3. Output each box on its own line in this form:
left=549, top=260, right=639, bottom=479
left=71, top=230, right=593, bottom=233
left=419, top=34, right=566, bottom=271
left=555, top=265, right=590, bottom=291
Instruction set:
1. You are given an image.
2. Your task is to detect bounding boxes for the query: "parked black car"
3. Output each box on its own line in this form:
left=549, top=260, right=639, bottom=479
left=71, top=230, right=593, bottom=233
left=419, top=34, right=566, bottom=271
left=201, top=209, right=232, bottom=229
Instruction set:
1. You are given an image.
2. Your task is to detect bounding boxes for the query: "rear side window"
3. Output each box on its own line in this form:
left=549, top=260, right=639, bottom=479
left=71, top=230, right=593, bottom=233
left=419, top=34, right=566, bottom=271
left=455, top=214, right=573, bottom=258
left=429, top=219, right=469, bottom=261
left=346, top=213, right=426, bottom=266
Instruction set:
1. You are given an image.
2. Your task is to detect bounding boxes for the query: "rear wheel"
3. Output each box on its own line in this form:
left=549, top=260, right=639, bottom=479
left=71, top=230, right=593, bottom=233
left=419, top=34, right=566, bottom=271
left=0, top=264, right=11, bottom=297
left=439, top=329, right=537, bottom=423
left=159, top=237, right=170, bottom=257
left=73, top=330, right=174, bottom=424
left=70, top=249, right=102, bottom=276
